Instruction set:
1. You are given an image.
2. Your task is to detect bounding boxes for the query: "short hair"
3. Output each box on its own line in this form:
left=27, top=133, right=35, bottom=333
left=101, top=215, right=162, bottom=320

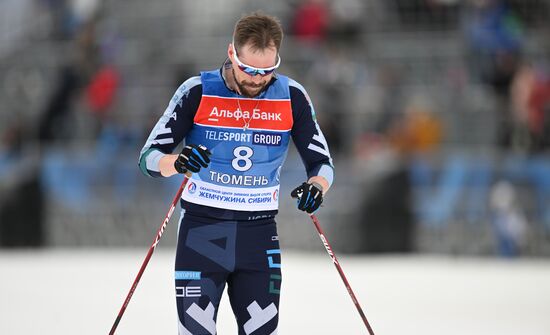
left=233, top=11, right=283, bottom=53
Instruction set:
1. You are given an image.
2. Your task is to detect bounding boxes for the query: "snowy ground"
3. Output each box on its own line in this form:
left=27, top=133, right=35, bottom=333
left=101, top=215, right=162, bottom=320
left=1, top=249, right=549, bottom=335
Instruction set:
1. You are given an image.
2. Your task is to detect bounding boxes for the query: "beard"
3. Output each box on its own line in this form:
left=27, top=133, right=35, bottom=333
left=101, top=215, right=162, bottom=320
left=232, top=69, right=267, bottom=98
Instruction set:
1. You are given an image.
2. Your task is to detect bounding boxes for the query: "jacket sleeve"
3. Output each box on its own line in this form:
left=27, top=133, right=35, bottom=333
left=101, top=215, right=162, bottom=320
left=289, top=79, right=334, bottom=187
left=138, top=76, right=202, bottom=177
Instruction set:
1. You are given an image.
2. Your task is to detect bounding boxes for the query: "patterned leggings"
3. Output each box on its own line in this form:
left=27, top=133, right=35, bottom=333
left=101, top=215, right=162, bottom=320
left=175, top=213, right=281, bottom=335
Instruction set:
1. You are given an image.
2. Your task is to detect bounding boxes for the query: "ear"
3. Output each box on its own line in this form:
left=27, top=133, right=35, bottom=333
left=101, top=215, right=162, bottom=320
left=227, top=43, right=234, bottom=61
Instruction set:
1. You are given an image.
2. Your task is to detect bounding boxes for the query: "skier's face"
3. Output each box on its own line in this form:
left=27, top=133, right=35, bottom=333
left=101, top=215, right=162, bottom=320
left=228, top=42, right=279, bottom=98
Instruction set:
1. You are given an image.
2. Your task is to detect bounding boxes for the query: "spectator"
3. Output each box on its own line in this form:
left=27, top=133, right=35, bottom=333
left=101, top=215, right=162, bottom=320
left=489, top=180, right=528, bottom=257
left=463, top=0, right=525, bottom=148
left=291, top=0, right=329, bottom=44
left=510, top=62, right=550, bottom=152
left=0, top=119, right=44, bottom=247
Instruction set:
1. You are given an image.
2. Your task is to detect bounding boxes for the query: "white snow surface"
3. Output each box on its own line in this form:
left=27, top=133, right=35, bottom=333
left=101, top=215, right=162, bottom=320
left=1, top=250, right=549, bottom=335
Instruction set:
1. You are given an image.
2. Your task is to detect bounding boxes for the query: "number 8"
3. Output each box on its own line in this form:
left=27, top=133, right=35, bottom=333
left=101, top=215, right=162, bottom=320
left=232, top=146, right=253, bottom=172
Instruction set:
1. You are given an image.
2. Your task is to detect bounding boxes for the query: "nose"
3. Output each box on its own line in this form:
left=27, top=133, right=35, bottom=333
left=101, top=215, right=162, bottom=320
left=250, top=74, right=263, bottom=83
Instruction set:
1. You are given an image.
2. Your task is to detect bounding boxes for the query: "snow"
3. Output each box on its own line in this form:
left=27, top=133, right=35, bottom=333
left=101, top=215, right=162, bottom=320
left=1, top=250, right=549, bottom=335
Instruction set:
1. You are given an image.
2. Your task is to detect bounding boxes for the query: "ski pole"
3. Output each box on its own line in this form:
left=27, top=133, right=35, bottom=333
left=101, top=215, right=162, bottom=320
left=109, top=175, right=190, bottom=335
left=309, top=213, right=376, bottom=335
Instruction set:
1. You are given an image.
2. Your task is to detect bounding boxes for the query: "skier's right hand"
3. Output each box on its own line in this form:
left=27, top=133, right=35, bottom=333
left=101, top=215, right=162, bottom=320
left=174, top=144, right=212, bottom=174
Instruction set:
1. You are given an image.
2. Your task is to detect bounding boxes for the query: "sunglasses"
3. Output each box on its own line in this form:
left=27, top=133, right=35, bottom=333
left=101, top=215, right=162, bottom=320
left=231, top=42, right=281, bottom=77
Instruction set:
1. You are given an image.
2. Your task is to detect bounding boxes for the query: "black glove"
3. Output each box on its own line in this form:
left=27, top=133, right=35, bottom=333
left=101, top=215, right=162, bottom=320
left=290, top=182, right=323, bottom=214
left=174, top=144, right=212, bottom=174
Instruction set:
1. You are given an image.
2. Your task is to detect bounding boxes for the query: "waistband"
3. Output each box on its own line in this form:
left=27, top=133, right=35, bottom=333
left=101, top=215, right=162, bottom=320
left=181, top=200, right=278, bottom=221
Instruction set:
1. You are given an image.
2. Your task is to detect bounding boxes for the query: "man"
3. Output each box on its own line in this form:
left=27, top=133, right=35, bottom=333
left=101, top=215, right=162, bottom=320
left=139, top=12, right=333, bottom=335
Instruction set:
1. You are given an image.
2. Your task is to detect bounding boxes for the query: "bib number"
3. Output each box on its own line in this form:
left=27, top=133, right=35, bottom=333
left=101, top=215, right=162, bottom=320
left=232, top=146, right=253, bottom=172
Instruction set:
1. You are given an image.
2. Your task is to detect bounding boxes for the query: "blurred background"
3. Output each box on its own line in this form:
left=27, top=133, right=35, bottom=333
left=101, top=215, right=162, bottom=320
left=1, top=1, right=550, bottom=334
left=1, top=0, right=550, bottom=257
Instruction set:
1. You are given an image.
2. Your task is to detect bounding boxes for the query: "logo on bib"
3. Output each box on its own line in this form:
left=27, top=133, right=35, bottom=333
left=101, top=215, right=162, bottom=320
left=252, top=132, right=282, bottom=146
left=188, top=182, right=197, bottom=194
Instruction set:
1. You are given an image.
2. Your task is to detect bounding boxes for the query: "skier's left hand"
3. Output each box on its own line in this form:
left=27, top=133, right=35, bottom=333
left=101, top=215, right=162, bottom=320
left=290, top=182, right=323, bottom=214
